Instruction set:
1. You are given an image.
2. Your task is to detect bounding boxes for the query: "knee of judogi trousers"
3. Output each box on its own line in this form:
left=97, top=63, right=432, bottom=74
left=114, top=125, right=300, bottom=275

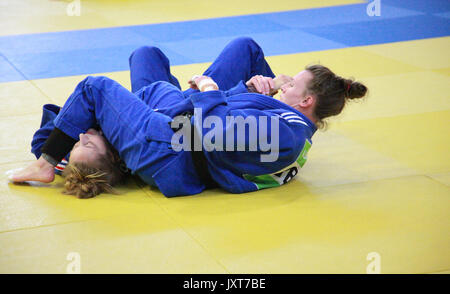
left=129, top=45, right=182, bottom=93
left=203, top=37, right=275, bottom=90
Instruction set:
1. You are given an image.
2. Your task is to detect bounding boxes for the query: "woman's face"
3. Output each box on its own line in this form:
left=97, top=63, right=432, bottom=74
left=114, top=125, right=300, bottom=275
left=279, top=70, right=314, bottom=106
left=69, top=129, right=109, bottom=166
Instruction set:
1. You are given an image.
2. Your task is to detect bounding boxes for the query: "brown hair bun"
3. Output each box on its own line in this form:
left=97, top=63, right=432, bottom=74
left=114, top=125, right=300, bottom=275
left=346, top=80, right=368, bottom=100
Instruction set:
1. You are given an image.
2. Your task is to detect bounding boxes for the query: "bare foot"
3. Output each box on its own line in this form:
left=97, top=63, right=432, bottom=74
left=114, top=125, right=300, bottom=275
left=9, top=157, right=55, bottom=183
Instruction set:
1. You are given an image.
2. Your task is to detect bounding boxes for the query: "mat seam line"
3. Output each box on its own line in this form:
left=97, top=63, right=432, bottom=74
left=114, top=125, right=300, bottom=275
left=0, top=219, right=98, bottom=235
left=304, top=172, right=448, bottom=192
left=0, top=53, right=56, bottom=103
left=136, top=182, right=232, bottom=274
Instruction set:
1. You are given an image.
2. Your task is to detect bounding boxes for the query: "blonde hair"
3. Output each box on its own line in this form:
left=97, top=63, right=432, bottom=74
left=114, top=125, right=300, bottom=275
left=62, top=151, right=126, bottom=199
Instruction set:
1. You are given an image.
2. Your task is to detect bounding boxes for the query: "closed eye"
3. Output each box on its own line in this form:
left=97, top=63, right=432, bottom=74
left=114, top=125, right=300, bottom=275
left=86, top=142, right=98, bottom=150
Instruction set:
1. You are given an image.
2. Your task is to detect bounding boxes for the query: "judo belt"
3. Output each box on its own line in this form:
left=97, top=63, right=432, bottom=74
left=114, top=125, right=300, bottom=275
left=171, top=112, right=218, bottom=189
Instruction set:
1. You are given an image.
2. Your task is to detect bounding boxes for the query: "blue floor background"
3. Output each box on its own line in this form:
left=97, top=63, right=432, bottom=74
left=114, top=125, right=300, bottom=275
left=0, top=0, right=449, bottom=82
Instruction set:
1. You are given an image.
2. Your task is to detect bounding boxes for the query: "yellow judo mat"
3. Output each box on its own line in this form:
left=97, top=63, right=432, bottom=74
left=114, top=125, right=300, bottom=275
left=0, top=0, right=449, bottom=273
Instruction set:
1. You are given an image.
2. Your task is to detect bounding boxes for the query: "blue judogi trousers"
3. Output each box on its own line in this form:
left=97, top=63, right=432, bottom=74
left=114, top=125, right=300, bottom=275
left=128, top=37, right=275, bottom=107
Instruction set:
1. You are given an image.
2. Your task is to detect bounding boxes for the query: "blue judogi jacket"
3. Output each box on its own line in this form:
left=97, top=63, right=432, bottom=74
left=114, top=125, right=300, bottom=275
left=31, top=80, right=316, bottom=196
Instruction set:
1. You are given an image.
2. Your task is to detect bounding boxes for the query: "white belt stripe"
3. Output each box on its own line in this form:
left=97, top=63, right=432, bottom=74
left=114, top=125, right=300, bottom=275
left=280, top=112, right=305, bottom=121
left=280, top=112, right=296, bottom=117
left=282, top=115, right=305, bottom=121
left=280, top=112, right=308, bottom=126
left=286, top=119, right=308, bottom=126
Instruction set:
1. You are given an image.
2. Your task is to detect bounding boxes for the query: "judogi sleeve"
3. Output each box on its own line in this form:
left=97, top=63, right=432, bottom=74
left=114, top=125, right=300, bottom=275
left=31, top=104, right=61, bottom=159
left=222, top=80, right=248, bottom=97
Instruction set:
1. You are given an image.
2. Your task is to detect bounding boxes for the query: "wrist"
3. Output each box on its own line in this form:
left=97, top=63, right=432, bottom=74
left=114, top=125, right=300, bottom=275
left=201, top=85, right=218, bottom=91
left=197, top=78, right=218, bottom=92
